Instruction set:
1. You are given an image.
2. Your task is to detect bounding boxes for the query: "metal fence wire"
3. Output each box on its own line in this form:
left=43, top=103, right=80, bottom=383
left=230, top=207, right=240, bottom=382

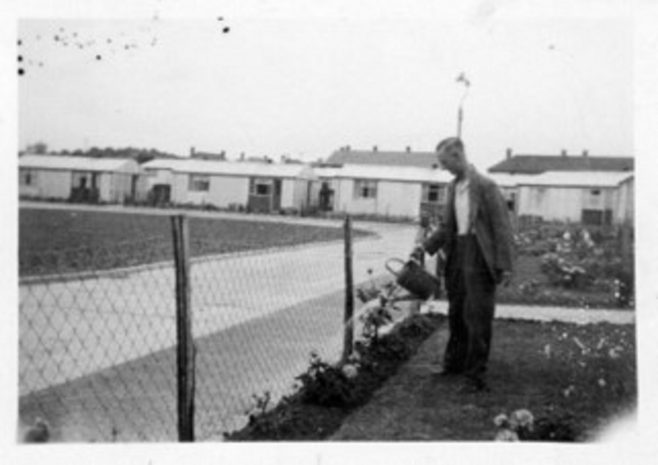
left=19, top=216, right=407, bottom=442
left=19, top=236, right=179, bottom=441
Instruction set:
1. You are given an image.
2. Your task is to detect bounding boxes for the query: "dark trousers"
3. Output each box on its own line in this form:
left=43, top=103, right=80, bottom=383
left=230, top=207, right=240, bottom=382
left=443, top=235, right=496, bottom=381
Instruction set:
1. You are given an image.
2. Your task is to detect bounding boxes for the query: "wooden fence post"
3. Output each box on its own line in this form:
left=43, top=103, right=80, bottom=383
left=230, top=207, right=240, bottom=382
left=171, top=214, right=195, bottom=442
left=342, top=215, right=354, bottom=363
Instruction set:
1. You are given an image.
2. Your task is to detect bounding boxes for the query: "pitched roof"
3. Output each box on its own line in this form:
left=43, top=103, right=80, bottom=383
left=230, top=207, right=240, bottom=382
left=326, top=149, right=439, bottom=169
left=329, top=164, right=452, bottom=183
left=19, top=154, right=139, bottom=173
left=142, top=158, right=316, bottom=179
left=488, top=154, right=634, bottom=174
left=516, top=171, right=633, bottom=188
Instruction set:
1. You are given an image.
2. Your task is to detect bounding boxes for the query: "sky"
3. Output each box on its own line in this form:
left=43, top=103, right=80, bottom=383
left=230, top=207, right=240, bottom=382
left=14, top=1, right=634, bottom=171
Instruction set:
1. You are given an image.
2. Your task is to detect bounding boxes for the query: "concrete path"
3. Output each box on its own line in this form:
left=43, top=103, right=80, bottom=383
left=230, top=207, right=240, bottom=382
left=421, top=300, right=635, bottom=325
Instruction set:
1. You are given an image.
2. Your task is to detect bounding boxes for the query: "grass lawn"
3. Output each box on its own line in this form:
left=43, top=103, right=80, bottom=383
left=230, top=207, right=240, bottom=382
left=331, top=317, right=636, bottom=441
left=19, top=208, right=370, bottom=276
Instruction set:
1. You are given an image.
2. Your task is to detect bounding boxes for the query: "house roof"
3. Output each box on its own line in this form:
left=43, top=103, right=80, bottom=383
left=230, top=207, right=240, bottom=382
left=326, top=149, right=439, bottom=169
left=142, top=158, right=316, bottom=179
left=487, top=173, right=538, bottom=187
left=331, top=164, right=453, bottom=183
left=488, top=154, right=634, bottom=174
left=516, top=171, right=634, bottom=188
left=19, top=154, right=139, bottom=173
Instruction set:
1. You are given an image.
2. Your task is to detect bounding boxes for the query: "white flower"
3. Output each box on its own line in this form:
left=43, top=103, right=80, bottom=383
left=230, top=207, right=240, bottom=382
left=494, top=428, right=519, bottom=441
left=510, top=409, right=534, bottom=431
left=608, top=348, right=621, bottom=359
left=493, top=413, right=509, bottom=428
left=563, top=385, right=576, bottom=398
left=598, top=378, right=607, bottom=387
left=341, top=363, right=358, bottom=379
left=544, top=344, right=551, bottom=358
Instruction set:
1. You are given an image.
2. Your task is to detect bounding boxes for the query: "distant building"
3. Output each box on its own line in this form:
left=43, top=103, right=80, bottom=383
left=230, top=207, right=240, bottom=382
left=488, top=148, right=634, bottom=174
left=19, top=154, right=145, bottom=203
left=313, top=164, right=452, bottom=220
left=142, top=158, right=316, bottom=213
left=515, top=171, right=634, bottom=226
left=326, top=146, right=439, bottom=169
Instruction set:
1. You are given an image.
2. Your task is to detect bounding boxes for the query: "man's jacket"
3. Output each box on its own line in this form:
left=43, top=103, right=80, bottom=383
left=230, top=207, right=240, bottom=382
left=422, top=166, right=515, bottom=281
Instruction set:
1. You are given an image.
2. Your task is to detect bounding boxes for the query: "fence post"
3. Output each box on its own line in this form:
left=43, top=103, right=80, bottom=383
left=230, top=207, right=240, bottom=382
left=171, top=214, right=195, bottom=442
left=342, top=215, right=354, bottom=363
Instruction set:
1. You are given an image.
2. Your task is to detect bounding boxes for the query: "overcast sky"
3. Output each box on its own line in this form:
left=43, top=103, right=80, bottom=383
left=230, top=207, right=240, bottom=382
left=15, top=1, right=633, bottom=170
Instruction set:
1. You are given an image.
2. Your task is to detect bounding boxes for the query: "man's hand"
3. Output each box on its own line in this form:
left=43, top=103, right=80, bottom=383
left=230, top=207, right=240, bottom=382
left=410, top=245, right=425, bottom=263
left=496, top=269, right=513, bottom=287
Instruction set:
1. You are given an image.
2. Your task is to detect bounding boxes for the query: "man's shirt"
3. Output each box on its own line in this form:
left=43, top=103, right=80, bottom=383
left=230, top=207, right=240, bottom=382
left=454, top=176, right=470, bottom=235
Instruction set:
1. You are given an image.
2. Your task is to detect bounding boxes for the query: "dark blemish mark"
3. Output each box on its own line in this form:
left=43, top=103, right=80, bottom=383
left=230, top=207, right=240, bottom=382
left=18, top=68, right=25, bottom=75
left=18, top=55, right=23, bottom=62
left=96, top=54, right=102, bottom=60
left=18, top=39, right=22, bottom=46
left=223, top=27, right=230, bottom=33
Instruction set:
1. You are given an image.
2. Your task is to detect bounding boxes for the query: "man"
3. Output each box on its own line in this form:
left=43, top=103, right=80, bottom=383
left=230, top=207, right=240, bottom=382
left=413, top=137, right=514, bottom=393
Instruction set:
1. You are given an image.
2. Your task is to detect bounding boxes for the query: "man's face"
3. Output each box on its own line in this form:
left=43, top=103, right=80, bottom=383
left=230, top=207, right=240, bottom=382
left=437, top=145, right=464, bottom=176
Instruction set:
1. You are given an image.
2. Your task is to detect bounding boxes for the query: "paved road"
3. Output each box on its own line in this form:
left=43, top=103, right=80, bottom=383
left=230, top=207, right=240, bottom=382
left=19, top=204, right=420, bottom=440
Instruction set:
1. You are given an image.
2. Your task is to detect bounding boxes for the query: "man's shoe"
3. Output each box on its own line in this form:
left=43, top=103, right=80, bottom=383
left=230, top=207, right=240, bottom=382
left=457, top=378, right=490, bottom=394
left=429, top=365, right=462, bottom=377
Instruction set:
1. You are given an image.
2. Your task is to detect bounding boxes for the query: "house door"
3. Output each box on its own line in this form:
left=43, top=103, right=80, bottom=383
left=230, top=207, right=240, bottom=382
left=152, top=184, right=171, bottom=205
left=248, top=178, right=274, bottom=213
left=272, top=179, right=282, bottom=211
left=130, top=175, right=138, bottom=201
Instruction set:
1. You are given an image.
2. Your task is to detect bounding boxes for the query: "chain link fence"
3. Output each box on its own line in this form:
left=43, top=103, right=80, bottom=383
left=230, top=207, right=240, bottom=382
left=19, top=236, right=181, bottom=441
left=19, top=214, right=411, bottom=442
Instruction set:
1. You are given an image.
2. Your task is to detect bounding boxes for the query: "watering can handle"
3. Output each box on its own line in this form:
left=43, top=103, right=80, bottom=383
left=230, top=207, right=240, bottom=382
left=385, top=258, right=406, bottom=277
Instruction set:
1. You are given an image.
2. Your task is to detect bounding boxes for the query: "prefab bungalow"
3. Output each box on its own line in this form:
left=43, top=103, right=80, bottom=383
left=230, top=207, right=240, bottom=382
left=325, top=164, right=453, bottom=221
left=515, top=171, right=634, bottom=226
left=141, top=158, right=317, bottom=213
left=18, top=154, right=145, bottom=203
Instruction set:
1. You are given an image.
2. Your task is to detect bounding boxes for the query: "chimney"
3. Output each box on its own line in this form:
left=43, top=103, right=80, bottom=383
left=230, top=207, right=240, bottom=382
left=373, top=145, right=378, bottom=152
left=561, top=149, right=567, bottom=157
left=190, top=146, right=196, bottom=157
left=239, top=152, right=245, bottom=161
left=582, top=149, right=589, bottom=158
left=405, top=146, right=411, bottom=153
left=220, top=150, right=226, bottom=160
left=280, top=155, right=287, bottom=163
left=506, top=148, right=512, bottom=160
left=346, top=145, right=351, bottom=151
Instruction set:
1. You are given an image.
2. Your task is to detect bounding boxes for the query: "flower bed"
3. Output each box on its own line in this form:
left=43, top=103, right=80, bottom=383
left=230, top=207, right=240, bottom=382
left=223, top=312, right=444, bottom=441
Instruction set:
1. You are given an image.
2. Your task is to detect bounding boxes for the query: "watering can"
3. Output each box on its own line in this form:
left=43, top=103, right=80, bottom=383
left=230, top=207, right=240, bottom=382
left=385, top=258, right=441, bottom=300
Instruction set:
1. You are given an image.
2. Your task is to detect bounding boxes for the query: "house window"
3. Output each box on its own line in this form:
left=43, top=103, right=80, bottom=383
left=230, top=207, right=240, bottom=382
left=250, top=178, right=272, bottom=196
left=590, top=189, right=601, bottom=196
left=19, top=169, right=36, bottom=186
left=354, top=179, right=377, bottom=199
left=189, top=174, right=210, bottom=192
left=422, top=184, right=445, bottom=203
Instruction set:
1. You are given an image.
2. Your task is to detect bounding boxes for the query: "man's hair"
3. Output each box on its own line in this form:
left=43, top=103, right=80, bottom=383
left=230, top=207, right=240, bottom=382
left=436, top=137, right=464, bottom=154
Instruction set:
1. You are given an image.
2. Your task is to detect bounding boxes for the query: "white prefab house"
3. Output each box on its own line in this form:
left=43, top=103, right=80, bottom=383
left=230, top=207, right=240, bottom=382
left=141, top=159, right=317, bottom=213
left=18, top=154, right=145, bottom=203
left=324, top=164, right=453, bottom=220
left=515, top=171, right=634, bottom=225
